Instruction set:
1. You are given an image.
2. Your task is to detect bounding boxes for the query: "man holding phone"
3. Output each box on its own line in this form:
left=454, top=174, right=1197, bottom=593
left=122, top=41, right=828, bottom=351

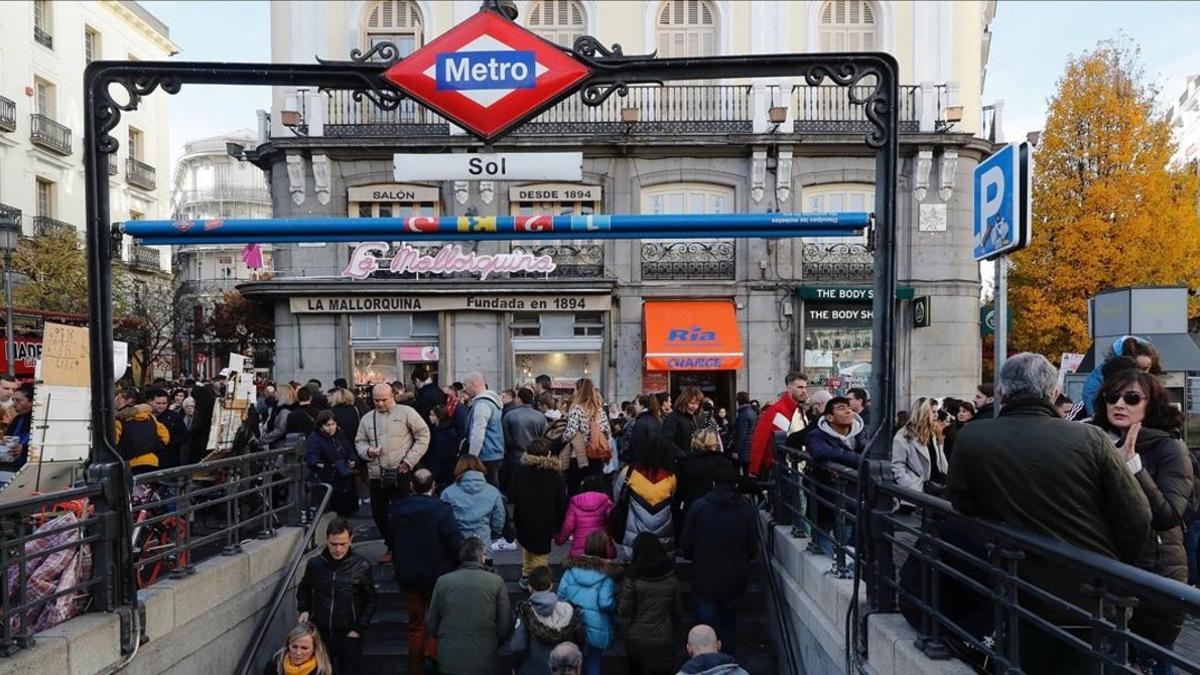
left=356, top=382, right=430, bottom=564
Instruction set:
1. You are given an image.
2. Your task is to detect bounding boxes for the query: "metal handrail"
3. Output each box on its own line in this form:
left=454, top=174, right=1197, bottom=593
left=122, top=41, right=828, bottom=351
left=234, top=482, right=333, bottom=675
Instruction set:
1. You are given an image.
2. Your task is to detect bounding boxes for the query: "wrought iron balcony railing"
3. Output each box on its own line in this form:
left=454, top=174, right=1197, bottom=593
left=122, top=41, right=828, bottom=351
left=126, top=158, right=156, bottom=191
left=641, top=240, right=736, bottom=281
left=509, top=243, right=606, bottom=278
left=33, top=216, right=74, bottom=237
left=30, top=114, right=72, bottom=155
left=174, top=187, right=272, bottom=206
left=801, top=242, right=873, bottom=282
left=34, top=27, right=53, bottom=49
left=130, top=244, right=162, bottom=269
left=108, top=154, right=119, bottom=176
left=0, top=203, right=20, bottom=227
left=0, top=95, right=15, bottom=132
left=791, top=84, right=922, bottom=134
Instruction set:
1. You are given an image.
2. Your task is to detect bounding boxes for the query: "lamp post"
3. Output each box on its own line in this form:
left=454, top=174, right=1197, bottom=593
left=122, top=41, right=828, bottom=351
left=0, top=214, right=19, bottom=376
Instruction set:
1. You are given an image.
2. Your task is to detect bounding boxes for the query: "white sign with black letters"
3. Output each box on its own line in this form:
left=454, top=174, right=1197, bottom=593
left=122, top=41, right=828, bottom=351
left=393, top=152, right=583, bottom=181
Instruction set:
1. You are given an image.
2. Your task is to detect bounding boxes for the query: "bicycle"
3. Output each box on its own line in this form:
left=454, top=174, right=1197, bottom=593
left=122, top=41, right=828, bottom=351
left=130, top=481, right=189, bottom=589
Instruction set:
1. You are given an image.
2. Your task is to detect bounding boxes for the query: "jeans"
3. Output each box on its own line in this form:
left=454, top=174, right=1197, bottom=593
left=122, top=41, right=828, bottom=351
left=325, top=633, right=364, bottom=675
left=583, top=644, right=604, bottom=675
left=369, top=476, right=410, bottom=551
left=403, top=588, right=436, bottom=675
left=692, top=596, right=737, bottom=655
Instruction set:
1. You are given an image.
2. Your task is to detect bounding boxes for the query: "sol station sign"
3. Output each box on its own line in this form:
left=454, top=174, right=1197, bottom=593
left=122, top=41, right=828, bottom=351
left=383, top=10, right=592, bottom=140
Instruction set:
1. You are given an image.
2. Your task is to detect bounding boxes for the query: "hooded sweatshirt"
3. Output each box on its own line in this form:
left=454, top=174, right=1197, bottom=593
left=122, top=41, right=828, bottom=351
left=677, top=652, right=750, bottom=675
left=468, top=390, right=506, bottom=462
left=115, top=404, right=169, bottom=470
left=807, top=415, right=865, bottom=468
left=440, top=470, right=506, bottom=549
left=511, top=590, right=583, bottom=675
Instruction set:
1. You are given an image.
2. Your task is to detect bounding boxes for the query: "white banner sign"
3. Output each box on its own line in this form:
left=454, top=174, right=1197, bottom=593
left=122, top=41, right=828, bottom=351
left=394, top=152, right=582, bottom=181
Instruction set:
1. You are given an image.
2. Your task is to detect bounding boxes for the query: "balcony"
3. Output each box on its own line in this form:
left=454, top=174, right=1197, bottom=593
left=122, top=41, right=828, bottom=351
left=0, top=95, right=15, bottom=132
left=129, top=244, right=161, bottom=270
left=0, top=203, right=20, bottom=225
left=509, top=243, right=605, bottom=278
left=126, top=158, right=156, bottom=191
left=34, top=27, right=52, bottom=49
left=108, top=154, right=118, bottom=176
left=30, top=114, right=71, bottom=155
left=33, top=216, right=73, bottom=237
left=314, top=82, right=956, bottom=139
left=174, top=187, right=272, bottom=206
left=641, top=241, right=736, bottom=281
left=800, top=242, right=873, bottom=282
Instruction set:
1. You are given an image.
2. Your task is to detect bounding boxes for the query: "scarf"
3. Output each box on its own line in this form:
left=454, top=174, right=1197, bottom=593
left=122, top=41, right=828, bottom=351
left=282, top=657, right=317, bottom=675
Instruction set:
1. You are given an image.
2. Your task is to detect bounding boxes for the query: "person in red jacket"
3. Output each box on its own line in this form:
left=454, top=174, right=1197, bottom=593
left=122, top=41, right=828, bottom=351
left=747, top=372, right=809, bottom=477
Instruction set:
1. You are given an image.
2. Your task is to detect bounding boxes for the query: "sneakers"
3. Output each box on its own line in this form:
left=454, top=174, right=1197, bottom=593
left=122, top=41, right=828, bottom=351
left=517, top=577, right=530, bottom=592
left=491, top=538, right=518, bottom=552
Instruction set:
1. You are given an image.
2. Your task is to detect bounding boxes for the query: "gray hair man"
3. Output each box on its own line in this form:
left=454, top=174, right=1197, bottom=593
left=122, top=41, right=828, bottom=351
left=548, top=642, right=583, bottom=675
left=677, top=625, right=749, bottom=675
left=462, top=371, right=507, bottom=487
left=356, top=381, right=430, bottom=564
left=948, top=352, right=1151, bottom=672
left=426, top=536, right=511, bottom=675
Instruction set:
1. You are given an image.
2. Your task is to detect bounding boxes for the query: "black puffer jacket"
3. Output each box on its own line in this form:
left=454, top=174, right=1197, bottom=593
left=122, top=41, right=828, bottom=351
left=508, top=453, right=568, bottom=554
left=679, top=484, right=757, bottom=602
left=1126, top=427, right=1194, bottom=646
left=296, top=548, right=376, bottom=637
left=618, top=568, right=681, bottom=671
left=624, top=411, right=662, bottom=462
left=675, top=451, right=734, bottom=516
left=661, top=411, right=696, bottom=459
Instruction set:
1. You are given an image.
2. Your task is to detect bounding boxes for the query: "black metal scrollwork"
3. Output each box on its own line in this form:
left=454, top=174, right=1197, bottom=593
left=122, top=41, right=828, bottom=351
left=804, top=61, right=890, bottom=148
left=348, top=41, right=402, bottom=66
left=94, top=73, right=183, bottom=154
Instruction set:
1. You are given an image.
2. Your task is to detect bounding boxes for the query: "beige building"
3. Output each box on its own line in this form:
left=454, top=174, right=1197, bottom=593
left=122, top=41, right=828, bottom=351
left=251, top=0, right=999, bottom=411
left=0, top=0, right=177, bottom=271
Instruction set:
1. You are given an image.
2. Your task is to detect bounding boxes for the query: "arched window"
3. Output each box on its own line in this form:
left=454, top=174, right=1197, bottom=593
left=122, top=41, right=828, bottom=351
left=655, top=0, right=716, bottom=58
left=362, top=0, right=423, bottom=58
left=527, top=0, right=586, bottom=48
left=818, top=0, right=877, bottom=52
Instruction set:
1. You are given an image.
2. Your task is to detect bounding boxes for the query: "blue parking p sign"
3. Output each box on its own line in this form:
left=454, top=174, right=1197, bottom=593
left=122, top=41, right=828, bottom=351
left=973, top=142, right=1032, bottom=261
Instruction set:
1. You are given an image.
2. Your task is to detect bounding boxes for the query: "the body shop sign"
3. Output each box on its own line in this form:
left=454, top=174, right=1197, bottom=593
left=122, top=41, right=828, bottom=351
left=342, top=242, right=555, bottom=280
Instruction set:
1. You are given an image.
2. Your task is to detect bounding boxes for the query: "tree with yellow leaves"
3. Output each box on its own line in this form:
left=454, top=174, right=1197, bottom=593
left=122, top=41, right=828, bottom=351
left=1009, top=40, right=1200, bottom=359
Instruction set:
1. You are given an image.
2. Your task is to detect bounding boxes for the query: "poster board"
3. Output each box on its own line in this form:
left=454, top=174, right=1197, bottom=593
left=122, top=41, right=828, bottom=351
left=41, top=323, right=90, bottom=387
left=28, top=385, right=91, bottom=463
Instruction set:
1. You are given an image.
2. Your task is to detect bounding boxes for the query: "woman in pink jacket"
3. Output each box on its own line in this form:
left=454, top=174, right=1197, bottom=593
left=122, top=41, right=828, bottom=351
left=555, top=475, right=615, bottom=558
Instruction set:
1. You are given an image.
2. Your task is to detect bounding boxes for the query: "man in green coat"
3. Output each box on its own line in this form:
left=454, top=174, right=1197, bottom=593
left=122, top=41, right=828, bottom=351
left=427, top=536, right=512, bottom=674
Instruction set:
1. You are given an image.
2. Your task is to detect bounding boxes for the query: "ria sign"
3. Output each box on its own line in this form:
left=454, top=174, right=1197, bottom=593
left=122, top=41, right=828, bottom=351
left=384, top=11, right=592, bottom=141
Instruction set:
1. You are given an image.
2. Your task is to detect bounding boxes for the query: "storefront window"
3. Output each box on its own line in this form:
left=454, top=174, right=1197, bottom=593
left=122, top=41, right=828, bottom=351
left=354, top=349, right=399, bottom=385
left=515, top=352, right=601, bottom=390
left=804, top=327, right=872, bottom=394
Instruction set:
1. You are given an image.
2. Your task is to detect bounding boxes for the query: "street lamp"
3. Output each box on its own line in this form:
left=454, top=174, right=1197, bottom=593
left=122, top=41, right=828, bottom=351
left=0, top=214, right=20, bottom=376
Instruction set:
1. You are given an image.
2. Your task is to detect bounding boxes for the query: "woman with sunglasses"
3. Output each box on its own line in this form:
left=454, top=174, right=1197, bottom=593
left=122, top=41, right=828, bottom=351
left=1093, top=365, right=1193, bottom=674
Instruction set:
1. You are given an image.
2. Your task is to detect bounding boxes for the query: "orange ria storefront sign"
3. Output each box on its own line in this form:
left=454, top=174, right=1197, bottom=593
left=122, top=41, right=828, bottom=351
left=644, top=301, right=745, bottom=370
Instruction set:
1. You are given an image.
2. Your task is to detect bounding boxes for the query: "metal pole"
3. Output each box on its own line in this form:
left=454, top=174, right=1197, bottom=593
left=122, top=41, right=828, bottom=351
left=4, top=250, right=13, bottom=377
left=995, top=255, right=1007, bottom=417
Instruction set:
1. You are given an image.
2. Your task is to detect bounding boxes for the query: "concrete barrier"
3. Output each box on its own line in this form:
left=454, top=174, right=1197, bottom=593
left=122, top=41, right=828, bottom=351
left=0, top=527, right=303, bottom=675
left=764, top=518, right=973, bottom=675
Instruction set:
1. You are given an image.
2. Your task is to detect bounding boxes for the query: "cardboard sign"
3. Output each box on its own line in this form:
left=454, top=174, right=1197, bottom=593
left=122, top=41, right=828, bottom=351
left=41, top=323, right=90, bottom=387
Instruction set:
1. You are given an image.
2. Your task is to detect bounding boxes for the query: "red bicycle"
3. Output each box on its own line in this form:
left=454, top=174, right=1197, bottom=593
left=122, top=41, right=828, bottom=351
left=130, top=483, right=189, bottom=589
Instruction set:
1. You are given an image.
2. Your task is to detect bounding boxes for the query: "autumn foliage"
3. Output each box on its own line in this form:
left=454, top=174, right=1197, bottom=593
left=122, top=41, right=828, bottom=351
left=1009, top=41, right=1200, bottom=359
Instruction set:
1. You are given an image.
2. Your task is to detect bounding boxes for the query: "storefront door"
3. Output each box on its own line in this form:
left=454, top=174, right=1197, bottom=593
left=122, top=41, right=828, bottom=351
left=670, top=370, right=734, bottom=413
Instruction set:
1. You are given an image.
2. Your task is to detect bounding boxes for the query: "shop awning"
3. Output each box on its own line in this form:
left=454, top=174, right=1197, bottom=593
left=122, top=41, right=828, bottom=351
left=644, top=301, right=744, bottom=370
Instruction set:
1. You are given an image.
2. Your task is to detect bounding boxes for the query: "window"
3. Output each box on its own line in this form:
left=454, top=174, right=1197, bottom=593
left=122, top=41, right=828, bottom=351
left=818, top=0, right=877, bottom=52
left=34, top=78, right=55, bottom=117
left=802, top=183, right=872, bottom=243
left=35, top=178, right=55, bottom=218
left=128, top=127, right=144, bottom=161
left=85, top=26, right=99, bottom=64
left=129, top=210, right=143, bottom=221
left=511, top=312, right=541, bottom=337
left=574, top=312, right=604, bottom=337
left=656, top=0, right=716, bottom=58
left=34, top=0, right=52, bottom=48
left=527, top=0, right=586, bottom=48
left=362, top=0, right=423, bottom=59
left=641, top=182, right=732, bottom=215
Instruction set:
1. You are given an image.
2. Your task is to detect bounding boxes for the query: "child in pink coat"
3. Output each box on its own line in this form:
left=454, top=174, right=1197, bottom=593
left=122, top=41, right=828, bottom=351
left=555, top=475, right=615, bottom=558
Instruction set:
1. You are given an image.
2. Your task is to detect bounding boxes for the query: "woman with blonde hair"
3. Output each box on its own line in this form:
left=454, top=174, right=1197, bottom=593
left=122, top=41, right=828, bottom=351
left=891, top=398, right=950, bottom=501
left=263, top=622, right=332, bottom=675
left=262, top=383, right=298, bottom=449
left=561, top=378, right=612, bottom=495
left=675, top=426, right=734, bottom=527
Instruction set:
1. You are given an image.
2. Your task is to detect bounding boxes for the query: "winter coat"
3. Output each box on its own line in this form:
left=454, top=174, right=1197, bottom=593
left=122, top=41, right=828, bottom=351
left=413, top=381, right=445, bottom=425
left=509, top=453, right=568, bottom=554
left=296, top=548, right=376, bottom=638
left=558, top=555, right=621, bottom=650
left=804, top=417, right=865, bottom=539
left=618, top=569, right=682, bottom=670
left=615, top=466, right=677, bottom=561
left=156, top=408, right=191, bottom=468
left=427, top=561, right=512, bottom=675
left=677, top=652, right=750, bottom=675
left=287, top=403, right=319, bottom=437
left=733, top=404, right=757, bottom=464
left=661, top=411, right=697, bottom=459
left=555, top=490, right=614, bottom=558
left=891, top=427, right=948, bottom=494
left=114, top=404, right=169, bottom=470
left=440, top=470, right=506, bottom=549
left=561, top=404, right=612, bottom=468
left=675, top=450, right=735, bottom=517
left=504, top=404, right=548, bottom=460
left=331, top=403, right=361, bottom=448
left=749, top=393, right=804, bottom=477
left=948, top=398, right=1152, bottom=625
left=354, top=404, right=431, bottom=478
left=467, top=390, right=506, bottom=462
left=389, top=493, right=463, bottom=591
left=1123, top=427, right=1193, bottom=646
left=679, top=484, right=757, bottom=602
left=304, top=429, right=358, bottom=483
left=425, top=418, right=461, bottom=487
left=624, top=411, right=662, bottom=462
left=510, top=591, right=584, bottom=675
left=261, top=403, right=294, bottom=448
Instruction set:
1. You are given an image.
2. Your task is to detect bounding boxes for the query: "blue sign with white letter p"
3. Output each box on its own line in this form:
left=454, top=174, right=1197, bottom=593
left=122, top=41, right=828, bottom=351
left=437, top=50, right=537, bottom=91
left=973, top=142, right=1031, bottom=261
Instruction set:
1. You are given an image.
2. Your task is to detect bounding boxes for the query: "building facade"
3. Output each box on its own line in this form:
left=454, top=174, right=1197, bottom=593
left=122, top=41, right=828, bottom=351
left=170, top=129, right=274, bottom=379
left=245, top=0, right=998, bottom=409
left=0, top=0, right=176, bottom=271
left=1169, top=74, right=1200, bottom=167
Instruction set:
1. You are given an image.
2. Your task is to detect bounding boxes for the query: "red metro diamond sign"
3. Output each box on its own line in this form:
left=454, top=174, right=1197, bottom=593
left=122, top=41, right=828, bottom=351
left=383, top=11, right=592, bottom=141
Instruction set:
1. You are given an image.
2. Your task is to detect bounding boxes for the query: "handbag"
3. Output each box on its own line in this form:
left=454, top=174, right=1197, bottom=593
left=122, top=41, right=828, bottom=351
left=585, top=413, right=612, bottom=462
left=333, top=459, right=357, bottom=478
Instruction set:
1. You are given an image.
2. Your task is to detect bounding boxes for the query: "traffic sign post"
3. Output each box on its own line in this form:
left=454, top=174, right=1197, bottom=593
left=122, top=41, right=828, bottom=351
left=974, top=142, right=1033, bottom=402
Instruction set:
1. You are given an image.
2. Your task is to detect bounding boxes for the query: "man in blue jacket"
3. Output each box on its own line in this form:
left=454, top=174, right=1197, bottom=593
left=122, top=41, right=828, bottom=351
left=802, top=397, right=865, bottom=557
left=389, top=468, right=464, bottom=675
